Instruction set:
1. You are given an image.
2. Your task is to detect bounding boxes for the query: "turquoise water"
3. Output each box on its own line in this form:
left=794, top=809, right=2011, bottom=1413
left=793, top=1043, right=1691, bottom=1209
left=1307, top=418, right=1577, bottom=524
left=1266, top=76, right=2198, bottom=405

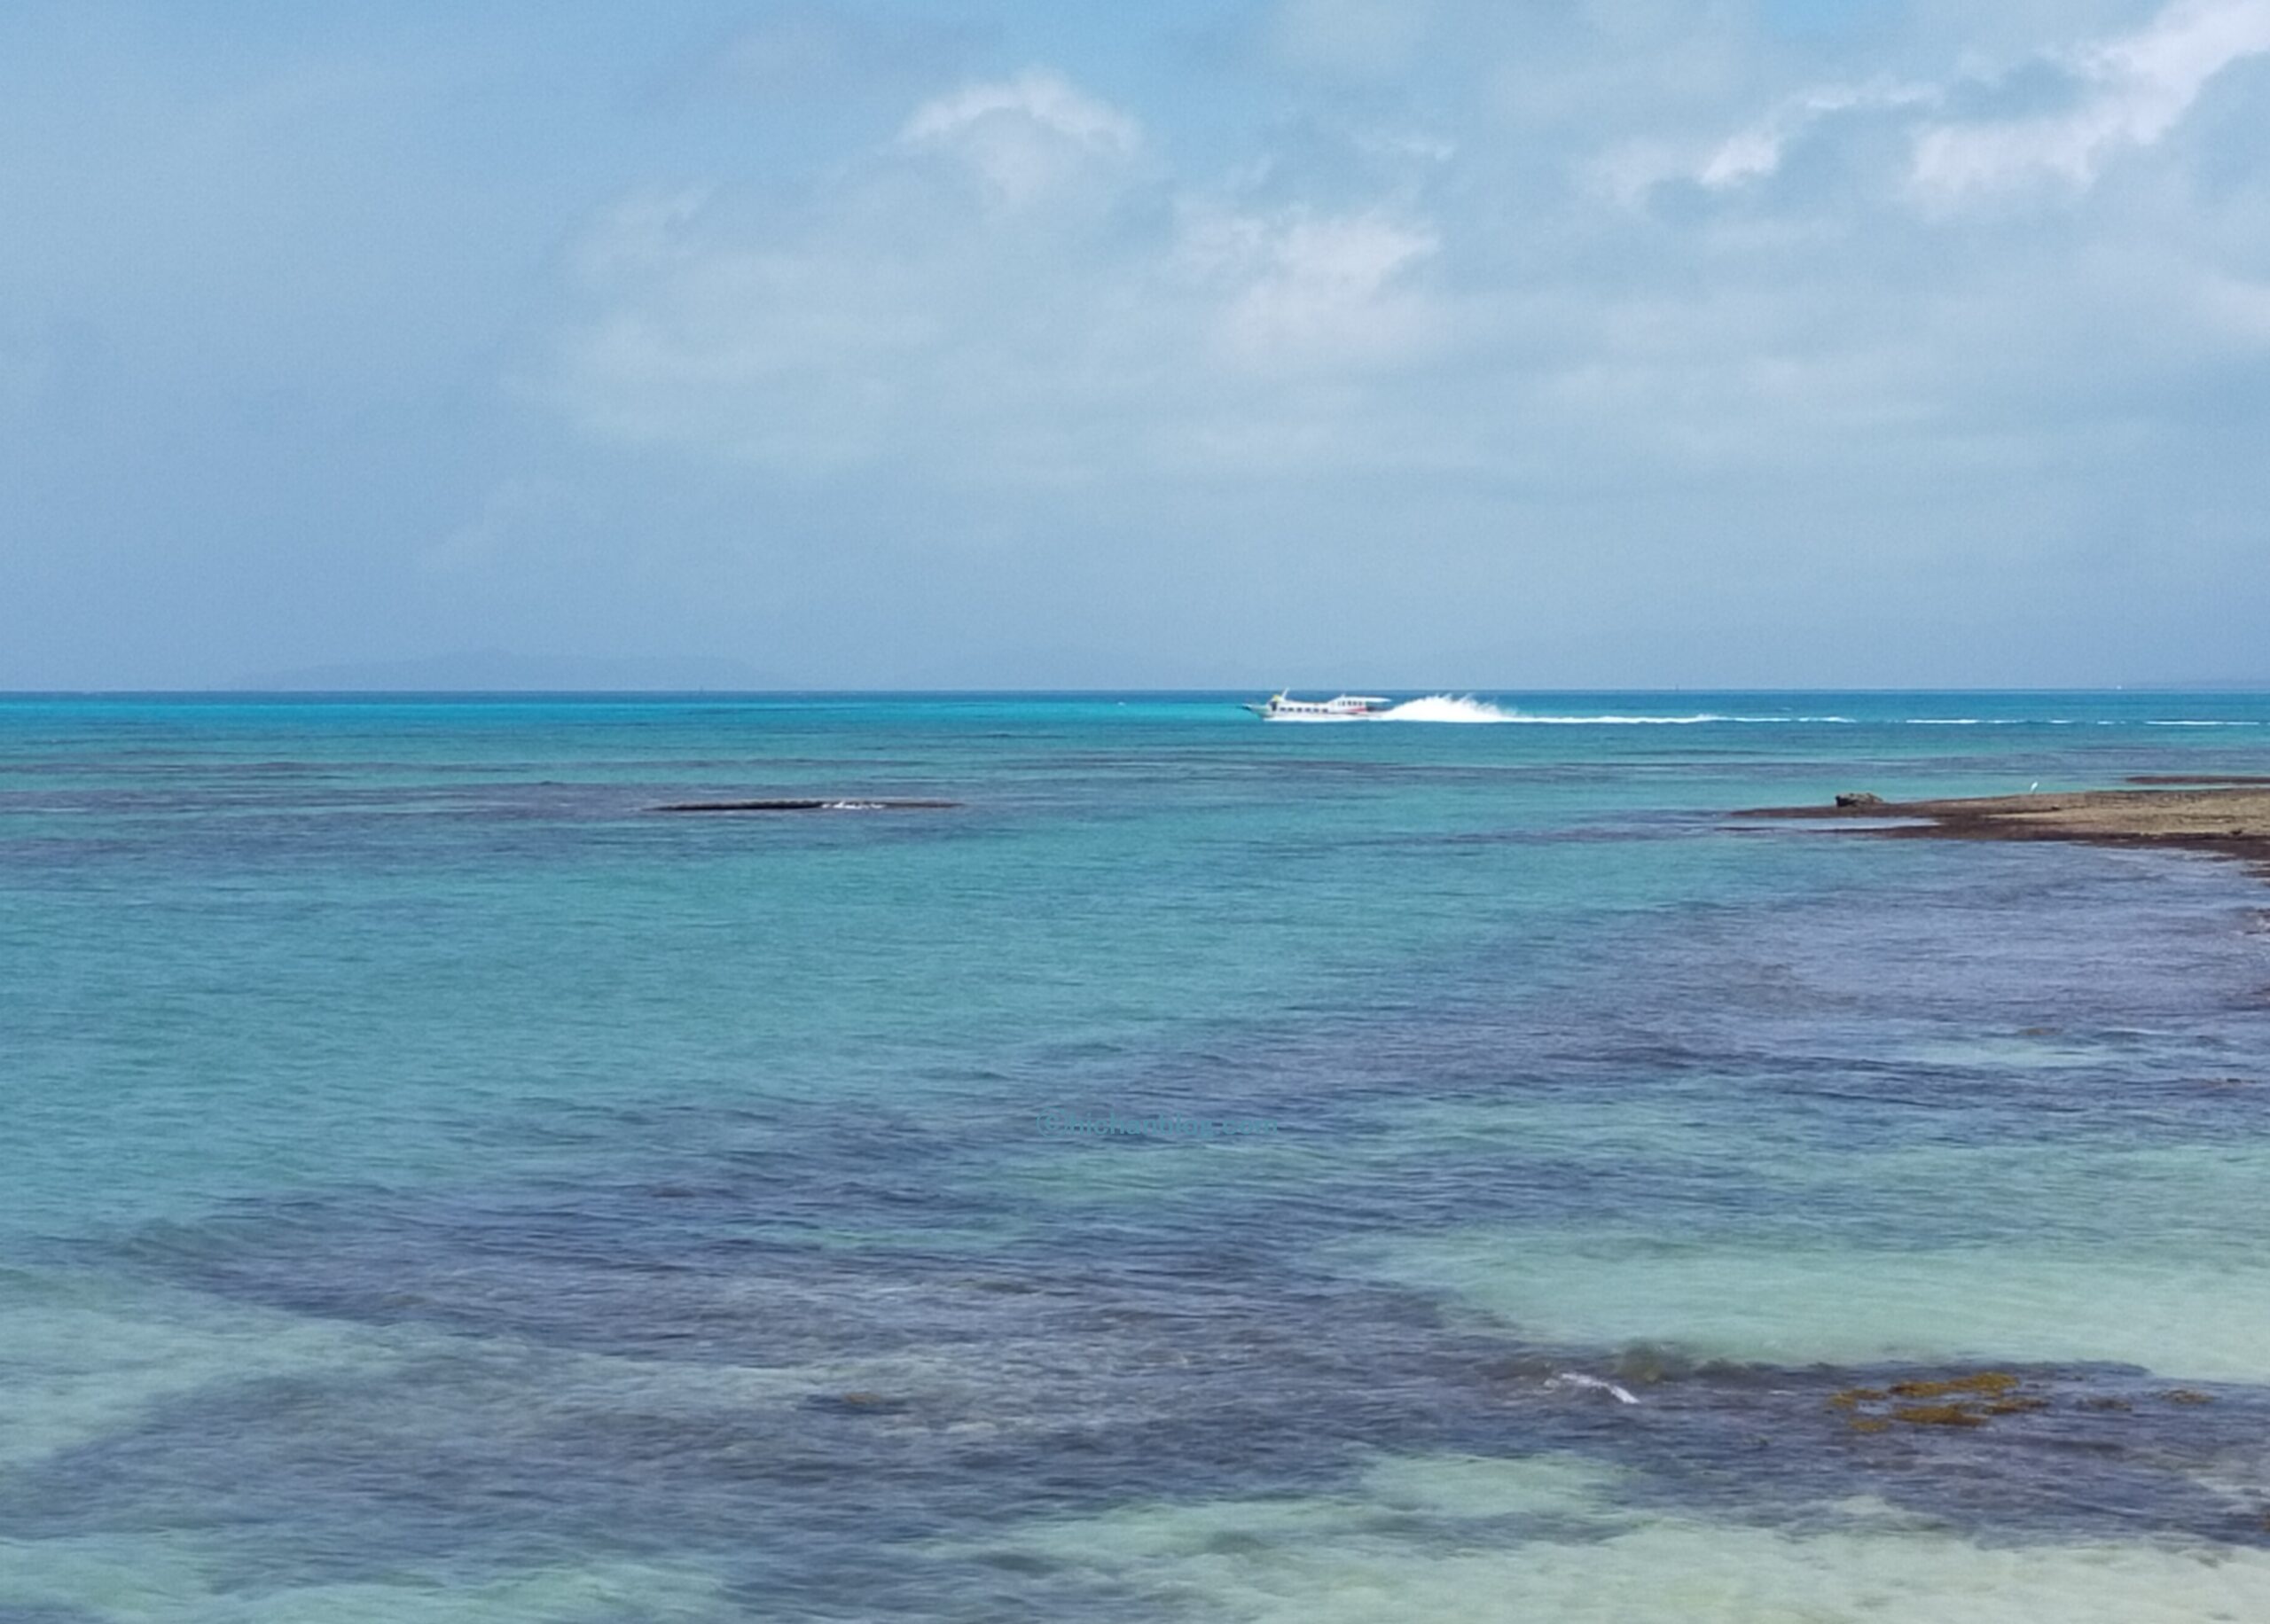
left=5, top=691, right=2270, bottom=1620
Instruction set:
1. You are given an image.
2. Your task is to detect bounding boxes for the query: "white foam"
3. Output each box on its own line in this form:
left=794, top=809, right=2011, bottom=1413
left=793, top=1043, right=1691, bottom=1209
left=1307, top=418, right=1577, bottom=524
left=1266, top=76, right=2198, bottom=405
left=1499, top=713, right=1860, bottom=725
left=1376, top=699, right=1859, bottom=725
left=1896, top=717, right=2268, bottom=728
left=1283, top=702, right=2265, bottom=729
left=1375, top=695, right=1516, bottom=723
left=1548, top=1370, right=1640, bottom=1404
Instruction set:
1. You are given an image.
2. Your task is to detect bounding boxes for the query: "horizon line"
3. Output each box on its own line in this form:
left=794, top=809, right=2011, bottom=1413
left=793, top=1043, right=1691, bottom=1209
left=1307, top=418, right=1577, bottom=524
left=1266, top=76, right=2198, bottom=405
left=6, top=684, right=2267, bottom=699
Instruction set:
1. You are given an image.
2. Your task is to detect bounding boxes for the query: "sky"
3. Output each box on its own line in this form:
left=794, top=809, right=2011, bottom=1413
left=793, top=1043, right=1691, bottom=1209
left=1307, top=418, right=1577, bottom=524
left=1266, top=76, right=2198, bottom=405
left=3, top=0, right=2268, bottom=689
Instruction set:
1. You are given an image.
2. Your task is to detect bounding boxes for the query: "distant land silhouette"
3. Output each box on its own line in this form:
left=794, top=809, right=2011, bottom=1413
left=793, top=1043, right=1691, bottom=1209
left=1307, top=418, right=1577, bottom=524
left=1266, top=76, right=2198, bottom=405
left=233, top=651, right=792, bottom=691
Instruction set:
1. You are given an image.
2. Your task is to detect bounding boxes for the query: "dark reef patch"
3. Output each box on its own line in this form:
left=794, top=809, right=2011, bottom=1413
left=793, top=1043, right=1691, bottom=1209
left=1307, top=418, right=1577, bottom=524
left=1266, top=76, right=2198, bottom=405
left=14, top=1124, right=2266, bottom=1620
left=15, top=824, right=2270, bottom=1616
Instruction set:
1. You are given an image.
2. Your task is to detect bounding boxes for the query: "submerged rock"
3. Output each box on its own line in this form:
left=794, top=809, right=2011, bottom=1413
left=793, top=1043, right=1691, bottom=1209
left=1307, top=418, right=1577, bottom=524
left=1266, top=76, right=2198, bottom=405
left=1830, top=1370, right=2040, bottom=1431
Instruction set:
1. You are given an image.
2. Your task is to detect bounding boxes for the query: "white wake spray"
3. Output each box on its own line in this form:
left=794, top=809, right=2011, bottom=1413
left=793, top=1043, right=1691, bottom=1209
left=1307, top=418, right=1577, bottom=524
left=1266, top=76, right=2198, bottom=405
left=1375, top=695, right=1515, bottom=722
left=1371, top=697, right=1857, bottom=724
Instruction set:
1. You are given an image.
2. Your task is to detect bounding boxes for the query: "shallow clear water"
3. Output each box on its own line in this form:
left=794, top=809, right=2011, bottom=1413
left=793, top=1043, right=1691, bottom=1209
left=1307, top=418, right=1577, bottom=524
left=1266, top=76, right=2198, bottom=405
left=5, top=691, right=2270, bottom=1620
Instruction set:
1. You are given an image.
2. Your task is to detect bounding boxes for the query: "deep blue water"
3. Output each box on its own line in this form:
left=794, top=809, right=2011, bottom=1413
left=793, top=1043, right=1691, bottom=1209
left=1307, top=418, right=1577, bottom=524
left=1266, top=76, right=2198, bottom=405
left=5, top=691, right=2270, bottom=1620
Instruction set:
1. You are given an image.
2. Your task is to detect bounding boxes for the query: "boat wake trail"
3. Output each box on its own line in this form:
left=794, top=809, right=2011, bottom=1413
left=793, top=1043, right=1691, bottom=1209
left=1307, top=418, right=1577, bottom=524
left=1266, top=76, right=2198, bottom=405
left=1377, top=695, right=1515, bottom=722
left=1372, top=697, right=1857, bottom=724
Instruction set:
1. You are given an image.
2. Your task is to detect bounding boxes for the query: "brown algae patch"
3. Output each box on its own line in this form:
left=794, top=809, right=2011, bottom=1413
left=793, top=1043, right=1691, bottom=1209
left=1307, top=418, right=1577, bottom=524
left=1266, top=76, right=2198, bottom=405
left=1888, top=1404, right=1988, bottom=1428
left=1735, top=784, right=2270, bottom=866
left=1889, top=1372, right=2021, bottom=1401
left=1831, top=1371, right=2041, bottom=1432
left=1827, top=1370, right=2223, bottom=1435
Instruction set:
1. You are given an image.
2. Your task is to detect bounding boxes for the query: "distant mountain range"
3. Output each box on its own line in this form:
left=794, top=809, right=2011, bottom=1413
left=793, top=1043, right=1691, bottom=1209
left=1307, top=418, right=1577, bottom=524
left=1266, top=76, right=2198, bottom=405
left=233, top=652, right=792, bottom=691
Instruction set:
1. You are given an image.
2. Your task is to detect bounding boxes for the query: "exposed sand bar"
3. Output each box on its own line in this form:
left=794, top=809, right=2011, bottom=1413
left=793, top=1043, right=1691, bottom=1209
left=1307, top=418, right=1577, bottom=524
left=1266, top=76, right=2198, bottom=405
left=1738, top=777, right=2270, bottom=867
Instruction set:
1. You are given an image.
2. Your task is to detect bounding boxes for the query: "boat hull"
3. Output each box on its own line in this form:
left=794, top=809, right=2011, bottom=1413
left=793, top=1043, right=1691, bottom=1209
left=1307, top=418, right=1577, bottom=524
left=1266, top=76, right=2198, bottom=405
left=1247, top=694, right=1394, bottom=721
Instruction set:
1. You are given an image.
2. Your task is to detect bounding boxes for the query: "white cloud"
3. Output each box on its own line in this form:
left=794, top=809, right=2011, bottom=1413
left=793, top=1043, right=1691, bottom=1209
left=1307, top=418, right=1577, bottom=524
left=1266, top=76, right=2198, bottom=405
left=541, top=18, right=2270, bottom=534
left=569, top=186, right=711, bottom=282
left=2196, top=270, right=2270, bottom=340
left=901, top=70, right=1139, bottom=152
left=1613, top=0, right=2270, bottom=207
left=1355, top=128, right=1458, bottom=167
left=1912, top=0, right=2270, bottom=198
left=552, top=223, right=949, bottom=470
left=1593, top=81, right=1937, bottom=203
left=1702, top=82, right=1941, bottom=188
left=19, top=0, right=2270, bottom=687
left=1181, top=207, right=1445, bottom=372
left=898, top=70, right=1140, bottom=206
left=545, top=70, right=1458, bottom=479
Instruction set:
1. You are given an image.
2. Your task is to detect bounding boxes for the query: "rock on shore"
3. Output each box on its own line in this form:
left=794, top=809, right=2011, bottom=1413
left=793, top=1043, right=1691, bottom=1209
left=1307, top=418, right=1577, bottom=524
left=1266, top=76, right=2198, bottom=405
left=1740, top=778, right=2270, bottom=866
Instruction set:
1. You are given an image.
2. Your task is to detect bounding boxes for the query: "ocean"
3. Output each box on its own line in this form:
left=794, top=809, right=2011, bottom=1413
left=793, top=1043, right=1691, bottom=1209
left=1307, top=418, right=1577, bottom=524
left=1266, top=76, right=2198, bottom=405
left=5, top=691, right=2270, bottom=1620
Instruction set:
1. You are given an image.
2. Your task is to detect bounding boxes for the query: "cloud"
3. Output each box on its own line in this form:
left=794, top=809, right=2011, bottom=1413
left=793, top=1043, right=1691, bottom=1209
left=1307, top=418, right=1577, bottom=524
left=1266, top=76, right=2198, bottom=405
left=901, top=69, right=1139, bottom=152
left=1616, top=0, right=2270, bottom=207
left=898, top=70, right=1141, bottom=206
left=1701, top=81, right=1942, bottom=186
left=2196, top=270, right=2270, bottom=340
left=539, top=75, right=1159, bottom=474
left=1180, top=207, right=1444, bottom=372
left=513, top=4, right=2270, bottom=693
left=1598, top=79, right=1937, bottom=201
left=546, top=72, right=1452, bottom=479
left=550, top=191, right=952, bottom=470
left=17, top=1, right=2270, bottom=686
left=544, top=11, right=2267, bottom=512
left=1912, top=0, right=2270, bottom=197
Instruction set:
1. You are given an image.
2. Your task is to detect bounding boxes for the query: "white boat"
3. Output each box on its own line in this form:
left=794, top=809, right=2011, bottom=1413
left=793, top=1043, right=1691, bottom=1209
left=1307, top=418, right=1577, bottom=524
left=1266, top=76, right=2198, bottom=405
left=1244, top=691, right=1395, bottom=721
